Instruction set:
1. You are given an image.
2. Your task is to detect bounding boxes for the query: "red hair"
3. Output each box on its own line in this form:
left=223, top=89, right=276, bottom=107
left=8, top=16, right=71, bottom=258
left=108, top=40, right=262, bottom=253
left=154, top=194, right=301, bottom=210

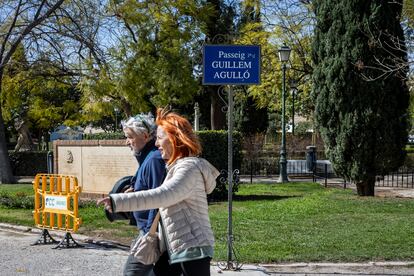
left=156, top=108, right=202, bottom=165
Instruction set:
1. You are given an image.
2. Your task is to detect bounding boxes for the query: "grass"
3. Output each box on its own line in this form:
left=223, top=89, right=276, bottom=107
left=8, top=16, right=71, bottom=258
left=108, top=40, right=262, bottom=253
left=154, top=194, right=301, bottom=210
left=1, top=182, right=414, bottom=263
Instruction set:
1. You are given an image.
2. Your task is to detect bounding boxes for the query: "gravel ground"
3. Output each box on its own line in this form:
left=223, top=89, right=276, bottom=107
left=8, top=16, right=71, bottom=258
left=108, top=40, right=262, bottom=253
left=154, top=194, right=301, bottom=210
left=0, top=227, right=127, bottom=276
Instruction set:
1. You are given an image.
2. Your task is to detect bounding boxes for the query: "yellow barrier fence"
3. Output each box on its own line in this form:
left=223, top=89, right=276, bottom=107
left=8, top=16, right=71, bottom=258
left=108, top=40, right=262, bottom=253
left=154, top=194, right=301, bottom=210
left=32, top=174, right=82, bottom=247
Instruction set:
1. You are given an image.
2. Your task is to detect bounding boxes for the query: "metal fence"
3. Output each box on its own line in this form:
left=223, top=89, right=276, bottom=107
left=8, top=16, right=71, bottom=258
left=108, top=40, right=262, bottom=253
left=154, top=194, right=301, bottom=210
left=241, top=157, right=414, bottom=189
left=241, top=159, right=318, bottom=176
left=309, top=162, right=414, bottom=189
left=375, top=169, right=414, bottom=188
left=310, top=162, right=414, bottom=189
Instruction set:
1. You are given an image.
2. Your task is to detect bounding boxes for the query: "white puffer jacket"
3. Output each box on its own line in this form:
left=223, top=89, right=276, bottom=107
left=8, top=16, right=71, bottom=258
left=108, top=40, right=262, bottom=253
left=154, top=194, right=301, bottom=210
left=110, top=157, right=220, bottom=255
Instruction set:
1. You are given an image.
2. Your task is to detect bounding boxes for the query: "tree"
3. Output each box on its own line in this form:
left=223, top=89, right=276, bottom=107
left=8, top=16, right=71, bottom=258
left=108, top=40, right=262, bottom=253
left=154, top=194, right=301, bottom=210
left=235, top=93, right=268, bottom=135
left=253, top=0, right=315, bottom=119
left=201, top=0, right=237, bottom=130
left=353, top=0, right=414, bottom=81
left=79, top=0, right=208, bottom=124
left=2, top=44, right=81, bottom=144
left=0, top=0, right=65, bottom=183
left=233, top=0, right=268, bottom=135
left=312, top=0, right=410, bottom=196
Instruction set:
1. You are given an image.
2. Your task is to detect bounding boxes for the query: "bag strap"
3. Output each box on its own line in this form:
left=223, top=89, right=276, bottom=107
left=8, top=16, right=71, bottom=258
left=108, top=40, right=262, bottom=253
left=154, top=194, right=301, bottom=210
left=148, top=211, right=160, bottom=235
left=147, top=172, right=166, bottom=235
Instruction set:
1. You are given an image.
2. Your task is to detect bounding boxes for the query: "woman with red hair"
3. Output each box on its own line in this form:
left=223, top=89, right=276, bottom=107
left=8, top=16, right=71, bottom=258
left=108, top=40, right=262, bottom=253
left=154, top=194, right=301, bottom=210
left=99, top=108, right=219, bottom=276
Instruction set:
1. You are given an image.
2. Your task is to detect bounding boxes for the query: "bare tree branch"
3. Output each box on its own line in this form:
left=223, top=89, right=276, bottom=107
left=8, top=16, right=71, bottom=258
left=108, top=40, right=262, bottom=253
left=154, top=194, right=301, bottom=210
left=0, top=0, right=65, bottom=70
left=0, top=0, right=23, bottom=65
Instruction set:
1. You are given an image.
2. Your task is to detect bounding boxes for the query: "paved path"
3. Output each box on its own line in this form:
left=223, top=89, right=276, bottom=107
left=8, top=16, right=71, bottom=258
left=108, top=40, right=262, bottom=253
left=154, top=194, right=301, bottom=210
left=1, top=223, right=414, bottom=276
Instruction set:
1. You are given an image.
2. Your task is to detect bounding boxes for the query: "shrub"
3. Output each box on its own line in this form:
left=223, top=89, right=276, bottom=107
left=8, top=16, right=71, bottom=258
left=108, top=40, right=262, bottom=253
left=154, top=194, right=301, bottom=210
left=8, top=151, right=48, bottom=176
left=83, top=132, right=124, bottom=140
left=197, top=130, right=242, bottom=201
left=0, top=191, right=34, bottom=209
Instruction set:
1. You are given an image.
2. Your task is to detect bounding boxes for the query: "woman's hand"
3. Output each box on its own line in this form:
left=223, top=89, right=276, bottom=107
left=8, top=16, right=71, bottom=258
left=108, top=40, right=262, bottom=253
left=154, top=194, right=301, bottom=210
left=97, top=197, right=113, bottom=213
left=123, top=186, right=134, bottom=193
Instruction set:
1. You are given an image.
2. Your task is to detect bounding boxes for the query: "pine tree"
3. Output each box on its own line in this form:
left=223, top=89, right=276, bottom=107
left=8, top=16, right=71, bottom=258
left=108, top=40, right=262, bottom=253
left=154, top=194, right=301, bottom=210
left=312, top=0, right=409, bottom=196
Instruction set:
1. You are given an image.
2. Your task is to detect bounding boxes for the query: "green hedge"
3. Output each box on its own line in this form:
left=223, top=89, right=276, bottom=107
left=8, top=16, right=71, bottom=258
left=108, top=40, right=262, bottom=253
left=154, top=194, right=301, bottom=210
left=198, top=130, right=242, bottom=201
left=198, top=130, right=242, bottom=171
left=8, top=151, right=48, bottom=176
left=83, top=132, right=124, bottom=140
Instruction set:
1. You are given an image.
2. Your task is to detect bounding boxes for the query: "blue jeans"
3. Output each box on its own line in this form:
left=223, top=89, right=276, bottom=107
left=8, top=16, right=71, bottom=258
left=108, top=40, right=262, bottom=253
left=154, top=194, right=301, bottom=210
left=123, top=231, right=155, bottom=276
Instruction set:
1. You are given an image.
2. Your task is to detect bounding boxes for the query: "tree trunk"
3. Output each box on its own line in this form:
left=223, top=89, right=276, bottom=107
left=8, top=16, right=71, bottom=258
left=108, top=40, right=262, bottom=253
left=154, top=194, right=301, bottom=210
left=14, top=119, right=33, bottom=152
left=120, top=98, right=132, bottom=118
left=355, top=176, right=375, bottom=196
left=210, top=87, right=226, bottom=130
left=0, top=77, right=16, bottom=183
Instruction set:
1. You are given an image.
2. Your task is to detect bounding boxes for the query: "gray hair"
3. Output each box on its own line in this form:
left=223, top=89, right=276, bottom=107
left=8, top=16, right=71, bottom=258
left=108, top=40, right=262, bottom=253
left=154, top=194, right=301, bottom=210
left=121, top=113, right=156, bottom=137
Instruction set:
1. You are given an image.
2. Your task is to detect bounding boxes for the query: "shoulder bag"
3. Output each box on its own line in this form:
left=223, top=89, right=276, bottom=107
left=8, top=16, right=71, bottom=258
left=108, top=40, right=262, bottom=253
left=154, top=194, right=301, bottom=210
left=130, top=211, right=161, bottom=265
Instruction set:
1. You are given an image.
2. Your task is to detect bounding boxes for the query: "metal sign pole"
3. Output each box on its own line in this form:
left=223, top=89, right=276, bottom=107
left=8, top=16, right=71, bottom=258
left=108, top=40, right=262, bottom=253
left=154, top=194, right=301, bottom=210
left=227, top=85, right=234, bottom=268
left=202, top=43, right=261, bottom=270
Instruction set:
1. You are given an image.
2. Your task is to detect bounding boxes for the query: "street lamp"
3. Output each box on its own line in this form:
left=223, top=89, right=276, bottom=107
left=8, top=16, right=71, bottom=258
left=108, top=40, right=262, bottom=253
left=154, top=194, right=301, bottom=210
left=289, top=79, right=298, bottom=136
left=278, top=44, right=291, bottom=183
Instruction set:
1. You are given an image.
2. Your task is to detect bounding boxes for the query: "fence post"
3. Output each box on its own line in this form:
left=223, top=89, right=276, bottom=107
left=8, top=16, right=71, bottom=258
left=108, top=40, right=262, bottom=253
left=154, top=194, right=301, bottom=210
left=324, top=163, right=328, bottom=187
left=312, top=161, right=315, bottom=182
left=250, top=160, right=253, bottom=184
left=396, top=170, right=399, bottom=187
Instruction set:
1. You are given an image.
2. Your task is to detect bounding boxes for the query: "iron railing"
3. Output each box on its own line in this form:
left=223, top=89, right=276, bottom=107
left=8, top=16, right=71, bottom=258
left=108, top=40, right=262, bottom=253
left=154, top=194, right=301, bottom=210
left=375, top=169, right=414, bottom=188
left=241, top=157, right=414, bottom=189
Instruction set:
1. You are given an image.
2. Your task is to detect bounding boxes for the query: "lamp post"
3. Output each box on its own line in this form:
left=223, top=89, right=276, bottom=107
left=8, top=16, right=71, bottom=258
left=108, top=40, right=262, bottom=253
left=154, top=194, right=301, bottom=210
left=114, top=107, right=119, bottom=131
left=278, top=44, right=291, bottom=183
left=194, top=102, right=200, bottom=131
left=289, top=79, right=298, bottom=136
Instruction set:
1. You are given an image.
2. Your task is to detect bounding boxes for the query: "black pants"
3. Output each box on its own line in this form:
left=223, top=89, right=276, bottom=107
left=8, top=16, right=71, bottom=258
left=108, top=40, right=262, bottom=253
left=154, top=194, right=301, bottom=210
left=124, top=231, right=154, bottom=276
left=153, top=251, right=211, bottom=276
left=123, top=254, right=154, bottom=276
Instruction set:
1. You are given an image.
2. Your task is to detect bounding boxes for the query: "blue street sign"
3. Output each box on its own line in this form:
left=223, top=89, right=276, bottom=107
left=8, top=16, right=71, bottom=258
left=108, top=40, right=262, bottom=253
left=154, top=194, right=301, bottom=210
left=203, top=45, right=261, bottom=85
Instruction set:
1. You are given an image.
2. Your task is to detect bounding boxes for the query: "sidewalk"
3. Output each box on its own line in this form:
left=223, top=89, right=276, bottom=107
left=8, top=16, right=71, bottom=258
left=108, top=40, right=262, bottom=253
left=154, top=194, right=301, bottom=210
left=1, top=223, right=414, bottom=276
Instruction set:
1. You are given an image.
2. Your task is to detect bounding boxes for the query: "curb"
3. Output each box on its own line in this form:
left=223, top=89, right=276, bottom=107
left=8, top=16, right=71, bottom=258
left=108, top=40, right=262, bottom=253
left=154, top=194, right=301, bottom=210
left=0, top=222, right=129, bottom=250
left=261, top=261, right=414, bottom=268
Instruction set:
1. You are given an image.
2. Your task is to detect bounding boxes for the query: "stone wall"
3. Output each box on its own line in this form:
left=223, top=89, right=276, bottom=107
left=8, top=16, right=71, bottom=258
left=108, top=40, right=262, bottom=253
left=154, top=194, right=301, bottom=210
left=53, top=140, right=136, bottom=196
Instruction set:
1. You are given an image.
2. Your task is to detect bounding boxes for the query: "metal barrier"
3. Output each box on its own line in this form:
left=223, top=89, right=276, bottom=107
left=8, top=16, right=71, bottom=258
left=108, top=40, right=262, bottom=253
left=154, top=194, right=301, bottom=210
left=32, top=173, right=82, bottom=248
left=376, top=169, right=414, bottom=188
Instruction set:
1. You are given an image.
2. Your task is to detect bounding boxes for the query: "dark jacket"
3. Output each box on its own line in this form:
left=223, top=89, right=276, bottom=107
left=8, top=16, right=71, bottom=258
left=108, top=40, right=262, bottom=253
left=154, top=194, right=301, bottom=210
left=132, top=139, right=165, bottom=233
